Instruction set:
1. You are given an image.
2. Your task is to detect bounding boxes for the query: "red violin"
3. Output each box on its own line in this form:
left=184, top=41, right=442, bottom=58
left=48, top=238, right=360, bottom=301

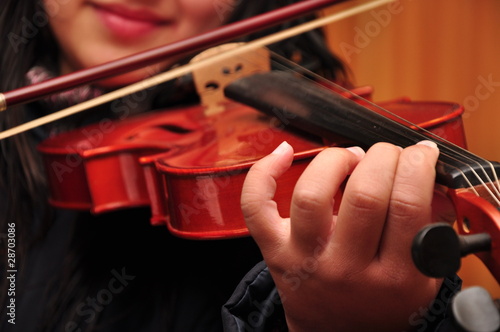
left=36, top=64, right=464, bottom=237
left=37, top=60, right=500, bottom=286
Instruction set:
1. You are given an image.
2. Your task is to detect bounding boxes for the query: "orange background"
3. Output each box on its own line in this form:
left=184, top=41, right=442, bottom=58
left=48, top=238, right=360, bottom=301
left=323, top=0, right=500, bottom=297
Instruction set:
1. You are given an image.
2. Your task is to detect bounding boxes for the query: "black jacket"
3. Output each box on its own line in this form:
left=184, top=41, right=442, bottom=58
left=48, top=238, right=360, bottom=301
left=222, top=261, right=462, bottom=332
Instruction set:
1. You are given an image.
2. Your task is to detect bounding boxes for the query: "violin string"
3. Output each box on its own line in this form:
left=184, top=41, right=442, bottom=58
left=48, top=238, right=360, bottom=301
left=454, top=169, right=480, bottom=197
left=488, top=160, right=500, bottom=196
left=267, top=52, right=500, bottom=206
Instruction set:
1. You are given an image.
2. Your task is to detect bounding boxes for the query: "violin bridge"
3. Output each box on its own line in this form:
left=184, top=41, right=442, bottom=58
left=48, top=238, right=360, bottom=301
left=190, top=43, right=271, bottom=116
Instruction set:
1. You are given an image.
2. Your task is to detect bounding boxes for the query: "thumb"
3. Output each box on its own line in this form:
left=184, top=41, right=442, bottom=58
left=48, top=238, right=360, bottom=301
left=241, top=141, right=294, bottom=250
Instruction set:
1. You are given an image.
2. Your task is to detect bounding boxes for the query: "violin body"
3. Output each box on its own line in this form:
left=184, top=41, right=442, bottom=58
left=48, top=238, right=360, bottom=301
left=36, top=99, right=323, bottom=221
left=146, top=101, right=325, bottom=239
left=152, top=96, right=468, bottom=239
left=38, top=83, right=466, bottom=239
left=37, top=98, right=325, bottom=236
left=38, top=105, right=210, bottom=213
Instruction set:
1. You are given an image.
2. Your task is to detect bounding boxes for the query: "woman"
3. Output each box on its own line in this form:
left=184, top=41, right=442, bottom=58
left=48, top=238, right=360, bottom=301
left=0, top=0, right=459, bottom=331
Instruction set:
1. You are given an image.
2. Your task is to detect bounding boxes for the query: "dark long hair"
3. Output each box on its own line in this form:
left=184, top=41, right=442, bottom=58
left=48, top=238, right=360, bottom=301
left=0, top=0, right=348, bottom=330
left=0, top=0, right=58, bottom=300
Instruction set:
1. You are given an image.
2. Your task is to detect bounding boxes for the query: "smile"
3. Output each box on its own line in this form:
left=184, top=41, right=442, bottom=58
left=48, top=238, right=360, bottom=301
left=92, top=3, right=170, bottom=39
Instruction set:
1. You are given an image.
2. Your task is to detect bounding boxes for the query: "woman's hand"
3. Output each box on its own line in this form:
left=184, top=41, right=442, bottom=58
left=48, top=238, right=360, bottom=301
left=241, top=141, right=443, bottom=332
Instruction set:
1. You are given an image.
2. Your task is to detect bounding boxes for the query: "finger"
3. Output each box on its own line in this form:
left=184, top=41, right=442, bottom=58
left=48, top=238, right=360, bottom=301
left=380, top=140, right=440, bottom=267
left=332, top=143, right=402, bottom=267
left=241, top=141, right=294, bottom=251
left=290, top=146, right=365, bottom=253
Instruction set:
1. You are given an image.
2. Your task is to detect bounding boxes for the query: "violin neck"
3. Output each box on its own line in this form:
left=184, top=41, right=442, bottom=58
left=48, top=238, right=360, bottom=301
left=225, top=71, right=500, bottom=190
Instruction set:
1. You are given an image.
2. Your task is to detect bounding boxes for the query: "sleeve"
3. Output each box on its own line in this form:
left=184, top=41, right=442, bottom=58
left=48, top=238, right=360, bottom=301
left=221, top=261, right=462, bottom=332
left=221, top=261, right=287, bottom=332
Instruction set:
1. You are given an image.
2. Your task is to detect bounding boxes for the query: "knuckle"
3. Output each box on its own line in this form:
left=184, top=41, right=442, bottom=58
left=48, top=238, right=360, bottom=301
left=345, top=184, right=387, bottom=212
left=240, top=192, right=265, bottom=220
left=346, top=192, right=389, bottom=214
left=389, top=188, right=424, bottom=219
left=292, top=188, right=326, bottom=214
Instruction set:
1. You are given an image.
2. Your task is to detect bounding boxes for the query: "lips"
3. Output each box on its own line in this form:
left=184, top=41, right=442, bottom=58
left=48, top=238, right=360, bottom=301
left=92, top=3, right=170, bottom=39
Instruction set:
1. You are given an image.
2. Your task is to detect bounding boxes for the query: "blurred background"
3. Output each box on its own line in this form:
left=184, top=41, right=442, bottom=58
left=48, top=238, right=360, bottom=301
left=322, top=0, right=500, bottom=296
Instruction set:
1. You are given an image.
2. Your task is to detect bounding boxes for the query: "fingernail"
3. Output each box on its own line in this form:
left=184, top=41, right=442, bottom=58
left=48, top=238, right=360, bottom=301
left=346, top=146, right=365, bottom=158
left=417, top=140, right=438, bottom=149
left=271, top=141, right=291, bottom=155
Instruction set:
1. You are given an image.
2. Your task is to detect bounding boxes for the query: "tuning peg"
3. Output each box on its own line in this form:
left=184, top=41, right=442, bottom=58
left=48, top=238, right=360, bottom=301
left=452, top=286, right=500, bottom=332
left=411, top=222, right=491, bottom=278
